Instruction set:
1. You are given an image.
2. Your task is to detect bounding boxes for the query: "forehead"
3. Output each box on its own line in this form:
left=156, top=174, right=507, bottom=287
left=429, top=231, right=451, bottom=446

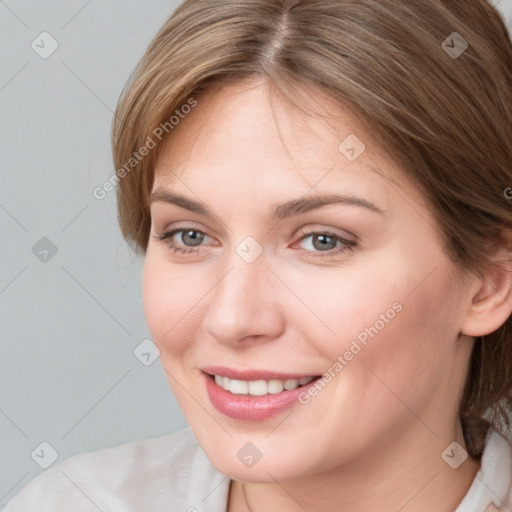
left=152, top=79, right=423, bottom=214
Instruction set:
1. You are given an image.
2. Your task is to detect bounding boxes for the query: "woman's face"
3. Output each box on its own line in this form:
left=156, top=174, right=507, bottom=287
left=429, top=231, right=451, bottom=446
left=143, top=78, right=475, bottom=481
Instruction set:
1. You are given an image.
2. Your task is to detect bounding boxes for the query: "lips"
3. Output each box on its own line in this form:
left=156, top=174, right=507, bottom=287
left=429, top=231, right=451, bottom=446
left=201, top=365, right=319, bottom=381
left=201, top=368, right=322, bottom=421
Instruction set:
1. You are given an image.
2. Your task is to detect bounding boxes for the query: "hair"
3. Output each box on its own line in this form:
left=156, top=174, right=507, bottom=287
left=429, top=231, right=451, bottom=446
left=111, top=0, right=512, bottom=459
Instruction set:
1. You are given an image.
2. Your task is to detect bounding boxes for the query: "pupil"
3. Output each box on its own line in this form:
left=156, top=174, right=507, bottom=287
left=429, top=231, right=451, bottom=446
left=184, top=230, right=204, bottom=246
left=313, top=234, right=335, bottom=251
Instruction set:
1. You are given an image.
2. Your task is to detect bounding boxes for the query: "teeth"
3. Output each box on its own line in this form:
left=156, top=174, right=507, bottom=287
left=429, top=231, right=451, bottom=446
left=212, top=375, right=315, bottom=395
left=231, top=379, right=248, bottom=394
left=284, top=379, right=298, bottom=390
left=267, top=380, right=284, bottom=394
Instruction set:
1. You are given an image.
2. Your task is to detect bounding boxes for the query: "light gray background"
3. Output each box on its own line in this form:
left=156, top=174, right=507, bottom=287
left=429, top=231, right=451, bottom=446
left=1, top=0, right=511, bottom=507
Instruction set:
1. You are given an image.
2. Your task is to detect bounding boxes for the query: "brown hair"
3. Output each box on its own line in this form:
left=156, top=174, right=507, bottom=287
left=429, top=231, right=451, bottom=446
left=111, top=0, right=512, bottom=458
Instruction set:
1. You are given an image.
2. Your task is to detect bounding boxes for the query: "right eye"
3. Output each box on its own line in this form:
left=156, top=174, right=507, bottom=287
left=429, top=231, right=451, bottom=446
left=153, top=228, right=214, bottom=255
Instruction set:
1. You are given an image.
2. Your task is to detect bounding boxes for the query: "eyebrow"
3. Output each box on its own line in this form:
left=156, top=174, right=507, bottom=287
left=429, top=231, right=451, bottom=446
left=149, top=188, right=386, bottom=219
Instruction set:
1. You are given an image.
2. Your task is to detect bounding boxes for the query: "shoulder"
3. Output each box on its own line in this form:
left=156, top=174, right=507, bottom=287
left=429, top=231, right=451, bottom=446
left=2, top=427, right=229, bottom=512
left=457, top=427, right=512, bottom=512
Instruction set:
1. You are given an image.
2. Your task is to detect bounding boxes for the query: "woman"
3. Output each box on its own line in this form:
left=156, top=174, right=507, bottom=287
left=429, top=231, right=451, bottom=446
left=4, top=0, right=512, bottom=510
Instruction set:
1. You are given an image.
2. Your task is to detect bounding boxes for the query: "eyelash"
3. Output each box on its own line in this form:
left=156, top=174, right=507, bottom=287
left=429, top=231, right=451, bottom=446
left=152, top=228, right=357, bottom=258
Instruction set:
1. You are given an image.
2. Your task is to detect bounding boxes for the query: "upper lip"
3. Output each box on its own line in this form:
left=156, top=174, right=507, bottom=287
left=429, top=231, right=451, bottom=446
left=202, top=366, right=320, bottom=381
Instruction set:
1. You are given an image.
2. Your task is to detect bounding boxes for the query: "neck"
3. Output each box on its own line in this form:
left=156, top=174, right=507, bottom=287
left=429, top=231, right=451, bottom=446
left=228, top=420, right=481, bottom=512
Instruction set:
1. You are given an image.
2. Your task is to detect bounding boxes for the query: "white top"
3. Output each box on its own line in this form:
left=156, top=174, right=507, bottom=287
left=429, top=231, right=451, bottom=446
left=2, top=426, right=511, bottom=511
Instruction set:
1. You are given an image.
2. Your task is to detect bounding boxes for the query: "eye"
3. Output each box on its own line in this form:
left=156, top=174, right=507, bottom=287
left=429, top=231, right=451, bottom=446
left=152, top=227, right=357, bottom=258
left=152, top=228, right=213, bottom=255
left=293, top=231, right=357, bottom=258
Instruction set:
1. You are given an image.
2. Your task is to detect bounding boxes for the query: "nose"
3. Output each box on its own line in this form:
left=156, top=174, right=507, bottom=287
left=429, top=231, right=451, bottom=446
left=202, top=246, right=285, bottom=346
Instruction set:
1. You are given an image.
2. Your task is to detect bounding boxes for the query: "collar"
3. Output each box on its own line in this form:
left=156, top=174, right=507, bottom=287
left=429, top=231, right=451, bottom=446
left=455, top=427, right=512, bottom=512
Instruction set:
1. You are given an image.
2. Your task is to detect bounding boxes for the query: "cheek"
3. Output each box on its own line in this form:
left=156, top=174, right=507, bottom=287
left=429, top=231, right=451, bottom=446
left=328, top=268, right=460, bottom=420
left=142, top=254, right=203, bottom=353
left=292, top=266, right=406, bottom=353
left=303, top=261, right=454, bottom=387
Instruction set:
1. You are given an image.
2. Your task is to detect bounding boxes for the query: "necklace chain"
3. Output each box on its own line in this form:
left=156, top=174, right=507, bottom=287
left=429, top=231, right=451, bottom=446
left=241, top=482, right=255, bottom=512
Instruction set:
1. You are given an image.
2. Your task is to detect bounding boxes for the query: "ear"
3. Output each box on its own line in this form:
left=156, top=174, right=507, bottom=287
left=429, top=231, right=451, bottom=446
left=460, top=233, right=512, bottom=337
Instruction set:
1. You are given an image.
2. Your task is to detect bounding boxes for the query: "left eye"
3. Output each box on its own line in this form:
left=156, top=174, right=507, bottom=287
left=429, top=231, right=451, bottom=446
left=295, top=232, right=356, bottom=256
left=152, top=228, right=357, bottom=257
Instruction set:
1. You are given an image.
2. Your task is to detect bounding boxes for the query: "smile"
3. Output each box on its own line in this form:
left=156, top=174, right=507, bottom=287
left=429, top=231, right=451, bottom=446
left=212, top=374, right=316, bottom=395
left=202, top=369, right=322, bottom=421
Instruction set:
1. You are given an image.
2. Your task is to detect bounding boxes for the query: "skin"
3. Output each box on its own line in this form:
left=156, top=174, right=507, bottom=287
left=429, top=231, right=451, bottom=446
left=142, top=77, right=512, bottom=511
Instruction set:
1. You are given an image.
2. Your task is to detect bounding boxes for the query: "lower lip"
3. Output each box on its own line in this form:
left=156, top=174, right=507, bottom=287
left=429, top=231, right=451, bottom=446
left=203, top=372, right=320, bottom=421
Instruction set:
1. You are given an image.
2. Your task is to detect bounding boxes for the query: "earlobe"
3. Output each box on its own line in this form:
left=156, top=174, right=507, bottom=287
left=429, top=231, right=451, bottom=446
left=460, top=249, right=512, bottom=337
